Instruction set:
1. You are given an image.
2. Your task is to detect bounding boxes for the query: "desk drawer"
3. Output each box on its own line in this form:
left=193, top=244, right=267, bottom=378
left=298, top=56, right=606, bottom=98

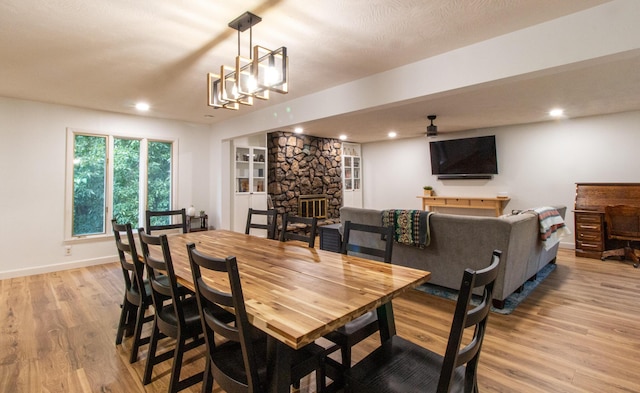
left=577, top=240, right=603, bottom=250
left=469, top=199, right=496, bottom=208
left=576, top=213, right=601, bottom=224
left=576, top=222, right=602, bottom=232
left=445, top=198, right=470, bottom=206
left=577, top=231, right=601, bottom=242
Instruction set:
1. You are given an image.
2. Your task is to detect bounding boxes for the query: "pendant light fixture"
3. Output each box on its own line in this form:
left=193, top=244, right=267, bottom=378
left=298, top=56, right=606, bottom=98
left=207, top=11, right=289, bottom=110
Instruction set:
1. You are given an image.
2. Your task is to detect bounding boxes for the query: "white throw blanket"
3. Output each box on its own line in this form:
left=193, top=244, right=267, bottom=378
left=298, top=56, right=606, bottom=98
left=533, top=206, right=571, bottom=250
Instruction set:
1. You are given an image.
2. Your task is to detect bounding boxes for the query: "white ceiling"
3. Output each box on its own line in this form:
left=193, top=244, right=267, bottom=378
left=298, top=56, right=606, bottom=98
left=1, top=0, right=638, bottom=142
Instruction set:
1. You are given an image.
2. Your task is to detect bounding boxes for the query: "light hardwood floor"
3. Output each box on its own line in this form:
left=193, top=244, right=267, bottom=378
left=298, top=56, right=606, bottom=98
left=1, top=248, right=640, bottom=392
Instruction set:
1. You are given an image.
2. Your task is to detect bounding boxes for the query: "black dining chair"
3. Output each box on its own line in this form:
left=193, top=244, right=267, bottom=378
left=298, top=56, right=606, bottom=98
left=345, top=250, right=502, bottom=393
left=323, top=221, right=394, bottom=369
left=186, top=242, right=330, bottom=393
left=138, top=230, right=211, bottom=393
left=279, top=213, right=318, bottom=248
left=112, top=220, right=153, bottom=364
left=145, top=208, right=188, bottom=234
left=245, top=208, right=277, bottom=239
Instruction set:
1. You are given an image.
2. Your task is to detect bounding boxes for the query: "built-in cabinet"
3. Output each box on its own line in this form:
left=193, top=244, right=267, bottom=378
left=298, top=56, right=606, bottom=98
left=342, top=142, right=362, bottom=208
left=235, top=146, right=266, bottom=193
left=232, top=139, right=268, bottom=235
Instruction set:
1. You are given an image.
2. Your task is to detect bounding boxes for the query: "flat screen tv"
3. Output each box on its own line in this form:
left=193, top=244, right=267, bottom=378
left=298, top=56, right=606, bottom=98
left=429, top=135, right=498, bottom=179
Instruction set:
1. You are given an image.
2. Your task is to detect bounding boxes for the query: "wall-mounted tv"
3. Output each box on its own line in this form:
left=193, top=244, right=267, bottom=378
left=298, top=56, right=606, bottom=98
left=429, top=135, right=498, bottom=179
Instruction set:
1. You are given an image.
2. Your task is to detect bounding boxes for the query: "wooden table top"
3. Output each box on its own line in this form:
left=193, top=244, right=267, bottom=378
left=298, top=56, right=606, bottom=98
left=159, top=230, right=431, bottom=349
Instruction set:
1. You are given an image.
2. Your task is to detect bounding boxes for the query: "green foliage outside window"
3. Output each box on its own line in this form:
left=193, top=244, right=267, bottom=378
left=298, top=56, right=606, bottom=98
left=113, top=138, right=140, bottom=227
left=147, top=141, right=172, bottom=227
left=71, top=133, right=173, bottom=236
left=73, top=135, right=106, bottom=236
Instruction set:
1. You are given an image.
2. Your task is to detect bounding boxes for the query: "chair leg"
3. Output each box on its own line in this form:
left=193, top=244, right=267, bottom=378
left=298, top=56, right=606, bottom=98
left=168, top=338, right=186, bottom=393
left=316, top=364, right=326, bottom=393
left=129, top=304, right=149, bottom=363
left=341, top=344, right=352, bottom=369
left=201, top=355, right=213, bottom=393
left=115, top=295, right=130, bottom=345
left=125, top=304, right=138, bottom=337
left=143, top=320, right=161, bottom=385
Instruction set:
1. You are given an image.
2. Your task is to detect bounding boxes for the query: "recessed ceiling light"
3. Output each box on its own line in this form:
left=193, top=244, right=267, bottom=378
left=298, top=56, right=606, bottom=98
left=135, top=102, right=150, bottom=111
left=549, top=108, right=564, bottom=117
left=339, top=135, right=347, bottom=141
left=294, top=127, right=303, bottom=134
left=388, top=131, right=397, bottom=138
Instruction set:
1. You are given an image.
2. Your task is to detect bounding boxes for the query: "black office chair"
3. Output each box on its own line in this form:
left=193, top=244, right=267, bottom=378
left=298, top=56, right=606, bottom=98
left=345, top=250, right=502, bottom=393
left=186, top=243, right=329, bottom=393
left=245, top=208, right=277, bottom=239
left=323, top=221, right=394, bottom=369
left=112, top=220, right=153, bottom=364
left=280, top=213, right=318, bottom=248
left=138, top=230, right=212, bottom=393
left=145, top=208, right=188, bottom=234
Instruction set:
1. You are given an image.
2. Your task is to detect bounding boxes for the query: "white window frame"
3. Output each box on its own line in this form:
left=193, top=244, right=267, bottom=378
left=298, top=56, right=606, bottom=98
left=64, top=128, right=178, bottom=241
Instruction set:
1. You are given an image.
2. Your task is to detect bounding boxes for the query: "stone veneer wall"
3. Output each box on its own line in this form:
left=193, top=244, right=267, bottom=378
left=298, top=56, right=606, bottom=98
left=267, top=131, right=342, bottom=220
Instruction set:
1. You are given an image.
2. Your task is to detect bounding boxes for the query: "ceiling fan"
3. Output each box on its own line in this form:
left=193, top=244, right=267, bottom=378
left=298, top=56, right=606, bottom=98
left=426, top=115, right=437, bottom=137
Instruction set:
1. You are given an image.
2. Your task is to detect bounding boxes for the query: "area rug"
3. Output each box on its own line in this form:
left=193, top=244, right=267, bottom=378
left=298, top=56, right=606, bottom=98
left=415, top=262, right=557, bottom=315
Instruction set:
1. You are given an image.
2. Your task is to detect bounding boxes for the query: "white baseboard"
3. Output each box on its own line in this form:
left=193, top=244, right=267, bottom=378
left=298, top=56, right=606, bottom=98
left=0, top=256, right=118, bottom=280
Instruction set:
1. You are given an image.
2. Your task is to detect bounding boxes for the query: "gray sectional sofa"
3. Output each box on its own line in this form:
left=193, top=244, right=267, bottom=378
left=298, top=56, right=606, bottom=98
left=339, top=206, right=567, bottom=308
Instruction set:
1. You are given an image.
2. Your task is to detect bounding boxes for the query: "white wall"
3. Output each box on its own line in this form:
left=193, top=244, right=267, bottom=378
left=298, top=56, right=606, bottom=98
left=363, top=110, right=640, bottom=248
left=0, top=97, right=211, bottom=279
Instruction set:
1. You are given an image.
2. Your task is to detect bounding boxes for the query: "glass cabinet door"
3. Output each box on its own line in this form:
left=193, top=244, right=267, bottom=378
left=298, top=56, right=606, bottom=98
left=252, top=148, right=266, bottom=193
left=235, top=146, right=266, bottom=194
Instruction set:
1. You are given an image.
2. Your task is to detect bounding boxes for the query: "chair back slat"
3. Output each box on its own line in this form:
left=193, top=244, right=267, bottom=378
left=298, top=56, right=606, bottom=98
left=341, top=221, right=394, bottom=263
left=437, top=250, right=501, bottom=392
left=145, top=208, right=188, bottom=234
left=246, top=208, right=277, bottom=239
left=187, top=243, right=263, bottom=392
left=280, top=213, right=318, bottom=248
left=112, top=220, right=145, bottom=295
left=138, top=230, right=184, bottom=322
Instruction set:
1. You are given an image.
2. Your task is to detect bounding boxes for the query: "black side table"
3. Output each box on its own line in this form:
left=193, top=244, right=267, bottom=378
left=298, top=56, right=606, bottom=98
left=318, top=223, right=342, bottom=253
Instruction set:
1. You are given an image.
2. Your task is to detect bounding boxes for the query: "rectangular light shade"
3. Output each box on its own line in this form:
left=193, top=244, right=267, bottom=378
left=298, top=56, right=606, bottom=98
left=236, top=55, right=269, bottom=100
left=221, top=65, right=253, bottom=106
left=207, top=72, right=238, bottom=110
left=253, top=46, right=288, bottom=94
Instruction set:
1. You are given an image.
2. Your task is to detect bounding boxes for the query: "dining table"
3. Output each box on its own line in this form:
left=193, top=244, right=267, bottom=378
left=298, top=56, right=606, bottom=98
left=156, top=229, right=431, bottom=393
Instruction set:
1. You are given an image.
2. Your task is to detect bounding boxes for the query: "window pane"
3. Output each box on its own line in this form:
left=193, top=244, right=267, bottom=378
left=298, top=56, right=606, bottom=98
left=73, top=135, right=106, bottom=236
left=113, top=138, right=140, bottom=227
left=147, top=141, right=172, bottom=226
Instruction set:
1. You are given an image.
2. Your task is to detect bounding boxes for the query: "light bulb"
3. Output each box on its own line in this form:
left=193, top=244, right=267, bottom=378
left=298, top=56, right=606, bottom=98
left=265, top=67, right=280, bottom=86
left=247, top=75, right=258, bottom=92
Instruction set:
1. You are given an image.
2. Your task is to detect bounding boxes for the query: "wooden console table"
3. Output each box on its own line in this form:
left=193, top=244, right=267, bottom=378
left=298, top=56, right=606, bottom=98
left=417, top=196, right=510, bottom=217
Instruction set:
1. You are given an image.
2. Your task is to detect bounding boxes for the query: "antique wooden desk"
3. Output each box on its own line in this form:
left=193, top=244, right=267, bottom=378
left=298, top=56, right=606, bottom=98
left=574, top=183, right=640, bottom=259
left=158, top=230, right=431, bottom=393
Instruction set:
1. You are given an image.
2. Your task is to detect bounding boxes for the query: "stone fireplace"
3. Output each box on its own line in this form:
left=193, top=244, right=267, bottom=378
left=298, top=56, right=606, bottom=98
left=267, top=132, right=342, bottom=224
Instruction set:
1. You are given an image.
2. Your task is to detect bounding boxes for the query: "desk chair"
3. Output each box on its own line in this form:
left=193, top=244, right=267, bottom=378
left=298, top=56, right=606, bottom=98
left=186, top=243, right=329, bottom=393
left=280, top=213, right=318, bottom=248
left=245, top=208, right=277, bottom=239
left=601, top=205, right=640, bottom=268
left=138, top=230, right=206, bottom=393
left=345, top=250, right=502, bottom=393
left=324, top=221, right=394, bottom=369
left=145, top=208, right=188, bottom=234
left=112, top=220, right=153, bottom=363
